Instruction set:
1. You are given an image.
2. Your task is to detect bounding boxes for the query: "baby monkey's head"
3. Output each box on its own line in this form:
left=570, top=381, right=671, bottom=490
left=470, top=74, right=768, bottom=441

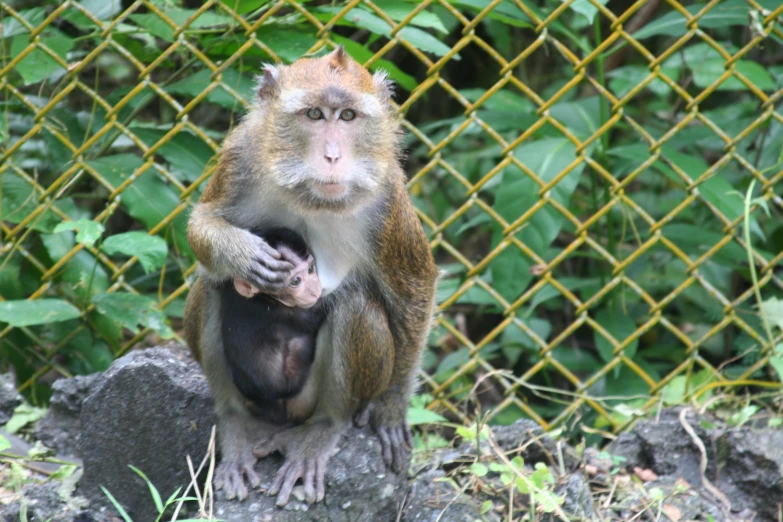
left=233, top=228, right=322, bottom=309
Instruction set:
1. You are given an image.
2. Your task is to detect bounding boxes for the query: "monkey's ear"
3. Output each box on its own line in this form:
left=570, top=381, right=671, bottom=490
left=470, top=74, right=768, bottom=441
left=256, top=64, right=281, bottom=100
left=328, top=45, right=349, bottom=70
left=372, top=70, right=395, bottom=105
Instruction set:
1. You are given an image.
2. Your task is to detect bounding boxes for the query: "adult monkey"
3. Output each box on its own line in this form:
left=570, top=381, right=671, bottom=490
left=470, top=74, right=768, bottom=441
left=183, top=46, right=438, bottom=506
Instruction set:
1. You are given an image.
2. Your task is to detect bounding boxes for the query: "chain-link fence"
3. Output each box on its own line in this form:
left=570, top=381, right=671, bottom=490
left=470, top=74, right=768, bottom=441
left=1, top=0, right=782, bottom=432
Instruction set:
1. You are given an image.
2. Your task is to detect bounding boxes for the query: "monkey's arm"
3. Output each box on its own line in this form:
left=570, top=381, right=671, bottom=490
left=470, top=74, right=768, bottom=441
left=187, top=152, right=292, bottom=290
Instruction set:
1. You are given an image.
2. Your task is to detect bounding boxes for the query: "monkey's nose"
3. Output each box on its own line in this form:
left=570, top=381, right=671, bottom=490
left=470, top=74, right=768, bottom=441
left=324, top=143, right=341, bottom=163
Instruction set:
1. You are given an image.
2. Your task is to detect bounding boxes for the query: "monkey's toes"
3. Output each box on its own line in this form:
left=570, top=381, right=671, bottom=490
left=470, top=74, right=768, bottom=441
left=215, top=458, right=260, bottom=501
left=376, top=424, right=411, bottom=474
left=269, top=457, right=325, bottom=506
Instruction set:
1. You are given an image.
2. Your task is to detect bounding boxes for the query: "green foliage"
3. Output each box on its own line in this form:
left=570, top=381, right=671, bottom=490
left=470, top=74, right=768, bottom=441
left=1, top=0, right=782, bottom=430
left=102, top=464, right=221, bottom=522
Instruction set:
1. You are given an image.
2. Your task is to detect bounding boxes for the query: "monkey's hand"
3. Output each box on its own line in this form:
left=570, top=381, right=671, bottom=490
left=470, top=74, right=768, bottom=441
left=214, top=448, right=260, bottom=501
left=253, top=421, right=341, bottom=506
left=355, top=392, right=413, bottom=474
left=238, top=230, right=294, bottom=293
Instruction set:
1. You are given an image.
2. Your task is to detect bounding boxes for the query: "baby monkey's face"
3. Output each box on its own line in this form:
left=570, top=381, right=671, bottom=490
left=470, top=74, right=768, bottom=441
left=275, top=248, right=321, bottom=308
left=232, top=245, right=321, bottom=309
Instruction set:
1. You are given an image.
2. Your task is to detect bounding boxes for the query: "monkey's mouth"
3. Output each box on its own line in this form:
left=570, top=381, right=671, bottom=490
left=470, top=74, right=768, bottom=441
left=312, top=181, right=348, bottom=199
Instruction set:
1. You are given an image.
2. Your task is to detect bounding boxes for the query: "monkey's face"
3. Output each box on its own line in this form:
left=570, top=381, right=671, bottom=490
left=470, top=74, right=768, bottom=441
left=257, top=48, right=399, bottom=213
left=276, top=252, right=321, bottom=309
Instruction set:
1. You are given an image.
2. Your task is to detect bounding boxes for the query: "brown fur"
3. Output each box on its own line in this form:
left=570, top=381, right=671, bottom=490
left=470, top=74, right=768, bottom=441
left=345, top=297, right=394, bottom=402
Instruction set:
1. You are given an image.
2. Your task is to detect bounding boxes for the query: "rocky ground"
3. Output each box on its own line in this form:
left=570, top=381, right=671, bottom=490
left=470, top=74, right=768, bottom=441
left=0, top=346, right=781, bottom=521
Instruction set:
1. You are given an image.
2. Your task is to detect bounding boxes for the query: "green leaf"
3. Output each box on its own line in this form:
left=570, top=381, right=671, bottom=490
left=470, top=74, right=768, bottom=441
left=102, top=232, right=168, bottom=274
left=760, top=297, right=783, bottom=333
left=10, top=33, right=74, bottom=85
left=318, top=7, right=455, bottom=58
left=446, top=0, right=533, bottom=28
left=79, top=0, right=122, bottom=19
left=565, top=0, right=609, bottom=24
left=634, top=1, right=756, bottom=39
left=101, top=486, right=133, bottom=522
left=87, top=154, right=192, bottom=258
left=165, top=68, right=254, bottom=112
left=364, top=0, right=448, bottom=33
left=407, top=407, right=447, bottom=426
left=0, top=299, right=81, bottom=327
left=3, top=404, right=47, bottom=434
left=50, top=464, right=78, bottom=480
left=491, top=137, right=589, bottom=302
left=692, top=60, right=776, bottom=92
left=219, top=0, right=266, bottom=14
left=0, top=435, right=10, bottom=453
left=2, top=8, right=47, bottom=38
left=129, top=8, right=233, bottom=42
left=129, top=125, right=216, bottom=181
left=129, top=465, right=164, bottom=514
left=92, top=292, right=174, bottom=338
left=470, top=462, right=488, bottom=477
left=480, top=500, right=493, bottom=514
left=332, top=36, right=417, bottom=92
left=593, top=307, right=639, bottom=363
left=53, top=219, right=105, bottom=247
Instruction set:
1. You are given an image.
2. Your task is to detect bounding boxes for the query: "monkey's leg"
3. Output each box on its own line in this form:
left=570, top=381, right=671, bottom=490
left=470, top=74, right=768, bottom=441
left=187, top=281, right=281, bottom=500
left=353, top=294, right=433, bottom=473
left=253, top=294, right=393, bottom=506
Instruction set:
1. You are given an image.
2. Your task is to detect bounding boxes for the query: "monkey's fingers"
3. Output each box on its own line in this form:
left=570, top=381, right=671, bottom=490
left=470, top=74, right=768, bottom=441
left=253, top=254, right=294, bottom=273
left=248, top=268, right=289, bottom=292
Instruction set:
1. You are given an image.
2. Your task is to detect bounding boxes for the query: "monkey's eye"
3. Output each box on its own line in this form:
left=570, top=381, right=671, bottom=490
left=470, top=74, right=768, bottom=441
left=339, top=109, right=356, bottom=121
left=308, top=264, right=315, bottom=274
left=306, top=108, right=324, bottom=120
left=290, top=276, right=302, bottom=287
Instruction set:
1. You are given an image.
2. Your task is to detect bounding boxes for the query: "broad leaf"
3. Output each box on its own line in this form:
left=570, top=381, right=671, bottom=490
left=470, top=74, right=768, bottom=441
left=565, top=0, right=609, bottom=24
left=53, top=219, right=105, bottom=247
left=0, top=299, right=81, bottom=327
left=102, top=232, right=169, bottom=274
left=407, top=407, right=447, bottom=425
left=92, top=292, right=174, bottom=338
left=593, top=307, right=639, bottom=363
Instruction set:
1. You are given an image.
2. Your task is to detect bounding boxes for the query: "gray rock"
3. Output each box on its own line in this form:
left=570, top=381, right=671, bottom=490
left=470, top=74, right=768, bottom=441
left=717, top=427, right=783, bottom=520
left=77, top=347, right=215, bottom=521
left=0, top=372, right=22, bottom=425
left=402, top=470, right=485, bottom=522
left=212, top=427, right=408, bottom=522
left=551, top=472, right=595, bottom=520
left=606, top=408, right=721, bottom=487
left=35, top=374, right=100, bottom=457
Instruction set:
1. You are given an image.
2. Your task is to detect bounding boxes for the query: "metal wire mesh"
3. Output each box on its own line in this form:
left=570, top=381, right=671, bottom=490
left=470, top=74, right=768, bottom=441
left=1, top=0, right=782, bottom=431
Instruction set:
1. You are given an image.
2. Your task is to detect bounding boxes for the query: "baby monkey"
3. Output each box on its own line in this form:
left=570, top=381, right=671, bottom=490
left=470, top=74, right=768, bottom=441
left=219, top=228, right=326, bottom=424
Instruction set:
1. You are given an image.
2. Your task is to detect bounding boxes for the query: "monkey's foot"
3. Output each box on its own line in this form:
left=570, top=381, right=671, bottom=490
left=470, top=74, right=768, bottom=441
left=214, top=452, right=260, bottom=501
left=365, top=393, right=414, bottom=473
left=253, top=421, right=342, bottom=506
left=375, top=422, right=413, bottom=473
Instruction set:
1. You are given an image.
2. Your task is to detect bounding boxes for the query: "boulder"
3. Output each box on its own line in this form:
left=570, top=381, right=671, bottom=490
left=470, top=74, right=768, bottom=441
left=77, top=347, right=215, bottom=521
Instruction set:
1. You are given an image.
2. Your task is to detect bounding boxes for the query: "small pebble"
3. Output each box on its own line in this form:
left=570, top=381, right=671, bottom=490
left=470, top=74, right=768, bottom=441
left=291, top=485, right=306, bottom=502
left=341, top=501, right=352, bottom=509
